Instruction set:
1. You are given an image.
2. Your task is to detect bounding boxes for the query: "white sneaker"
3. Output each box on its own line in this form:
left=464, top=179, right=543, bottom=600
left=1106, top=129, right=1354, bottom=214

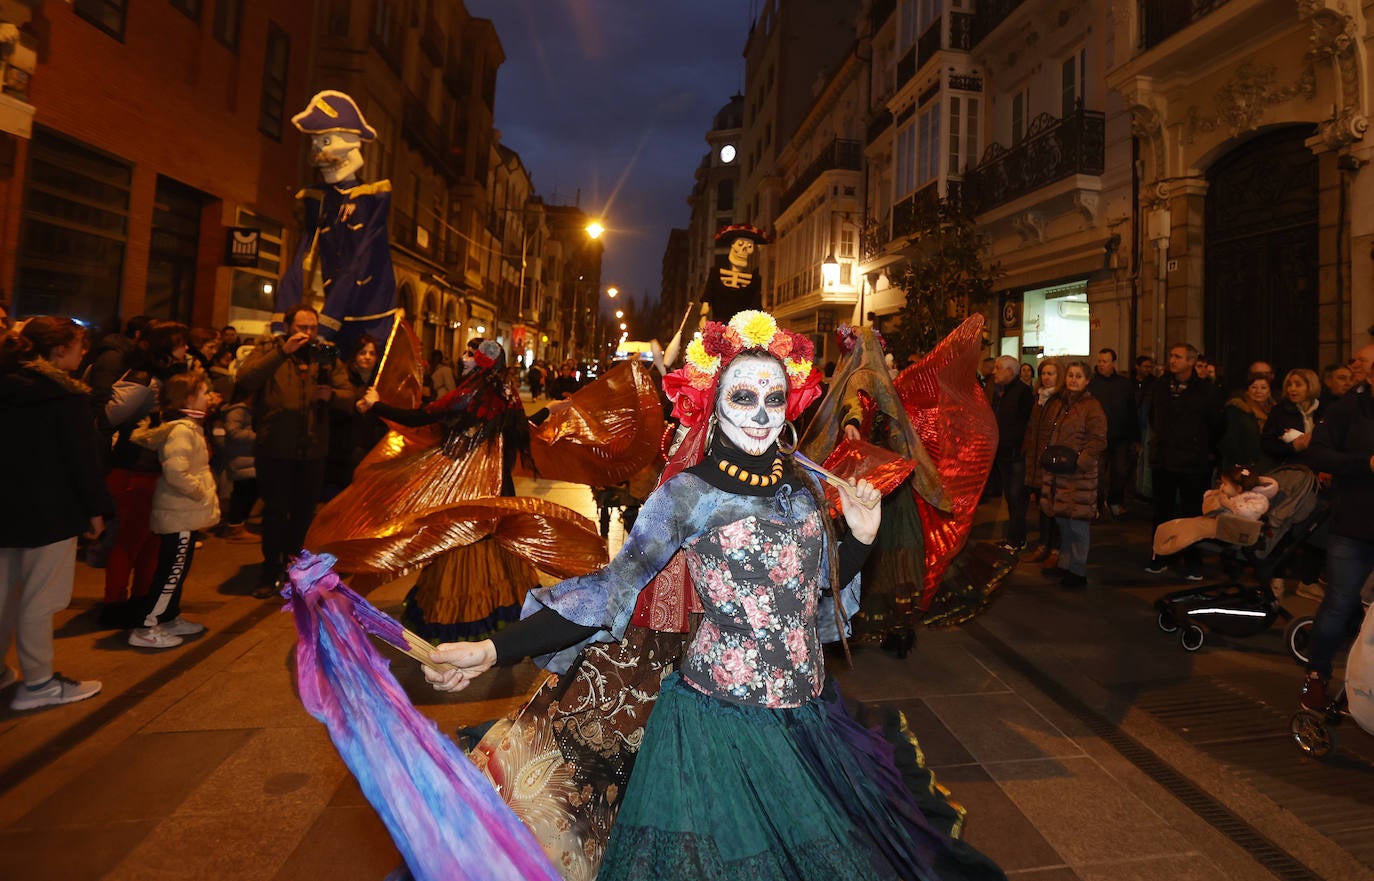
left=128, top=626, right=184, bottom=649
left=161, top=616, right=206, bottom=638
left=10, top=674, right=102, bottom=711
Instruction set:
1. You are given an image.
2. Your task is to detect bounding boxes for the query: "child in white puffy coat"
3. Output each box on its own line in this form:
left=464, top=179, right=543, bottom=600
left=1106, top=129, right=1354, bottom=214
left=128, top=373, right=220, bottom=649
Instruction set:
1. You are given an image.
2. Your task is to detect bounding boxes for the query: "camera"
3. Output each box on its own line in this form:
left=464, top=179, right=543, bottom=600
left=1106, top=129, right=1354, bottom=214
left=302, top=338, right=338, bottom=383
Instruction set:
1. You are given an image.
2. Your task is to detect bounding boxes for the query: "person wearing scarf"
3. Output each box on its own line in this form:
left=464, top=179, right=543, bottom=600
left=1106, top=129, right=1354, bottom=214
left=423, top=311, right=1007, bottom=881
left=1219, top=374, right=1276, bottom=473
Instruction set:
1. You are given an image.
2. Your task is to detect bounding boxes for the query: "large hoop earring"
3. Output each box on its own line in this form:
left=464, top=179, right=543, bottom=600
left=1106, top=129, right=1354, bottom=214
left=702, top=414, right=717, bottom=452
left=776, top=421, right=798, bottom=455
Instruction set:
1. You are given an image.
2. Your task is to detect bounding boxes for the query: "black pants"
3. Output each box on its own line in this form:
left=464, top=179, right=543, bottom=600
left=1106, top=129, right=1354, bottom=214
left=992, top=457, right=1027, bottom=546
left=1097, top=444, right=1135, bottom=507
left=129, top=531, right=195, bottom=628
left=1151, top=468, right=1210, bottom=568
left=256, top=456, right=326, bottom=578
left=226, top=478, right=259, bottom=525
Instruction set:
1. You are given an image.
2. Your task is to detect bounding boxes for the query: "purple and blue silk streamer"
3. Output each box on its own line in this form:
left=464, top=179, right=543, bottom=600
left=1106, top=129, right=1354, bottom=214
left=284, top=551, right=562, bottom=881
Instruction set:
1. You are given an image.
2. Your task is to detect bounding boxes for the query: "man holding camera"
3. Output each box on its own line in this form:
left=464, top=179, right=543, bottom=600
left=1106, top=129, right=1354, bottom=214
left=235, top=305, right=355, bottom=597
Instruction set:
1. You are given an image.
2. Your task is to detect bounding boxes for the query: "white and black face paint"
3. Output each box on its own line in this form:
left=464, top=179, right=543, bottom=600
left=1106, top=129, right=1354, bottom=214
left=716, top=355, right=787, bottom=455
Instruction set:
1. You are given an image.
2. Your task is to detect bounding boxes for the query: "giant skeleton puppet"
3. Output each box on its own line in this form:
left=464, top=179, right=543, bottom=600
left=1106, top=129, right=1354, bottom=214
left=702, top=224, right=770, bottom=322
left=276, top=91, right=398, bottom=347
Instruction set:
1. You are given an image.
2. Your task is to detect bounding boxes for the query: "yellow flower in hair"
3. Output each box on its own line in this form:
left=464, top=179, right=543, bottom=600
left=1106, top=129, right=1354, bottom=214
left=686, top=338, right=720, bottom=374
left=785, top=357, right=813, bottom=379
left=730, top=311, right=779, bottom=349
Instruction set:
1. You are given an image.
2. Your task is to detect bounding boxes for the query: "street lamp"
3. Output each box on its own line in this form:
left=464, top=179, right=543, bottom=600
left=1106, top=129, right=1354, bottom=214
left=606, top=286, right=618, bottom=298
left=585, top=220, right=605, bottom=239
left=821, top=253, right=840, bottom=287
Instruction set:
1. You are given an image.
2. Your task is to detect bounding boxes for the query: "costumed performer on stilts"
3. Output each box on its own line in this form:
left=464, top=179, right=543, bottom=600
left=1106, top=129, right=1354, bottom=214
left=424, top=310, right=1007, bottom=881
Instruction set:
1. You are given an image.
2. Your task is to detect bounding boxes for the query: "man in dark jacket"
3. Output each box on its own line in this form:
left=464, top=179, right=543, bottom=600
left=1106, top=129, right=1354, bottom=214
left=1089, top=348, right=1137, bottom=517
left=1298, top=343, right=1374, bottom=711
left=235, top=305, right=354, bottom=596
left=1146, top=343, right=1222, bottom=579
left=989, top=355, right=1034, bottom=549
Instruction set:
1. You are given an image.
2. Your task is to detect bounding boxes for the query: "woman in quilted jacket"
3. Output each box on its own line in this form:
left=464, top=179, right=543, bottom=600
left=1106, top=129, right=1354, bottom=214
left=1038, top=360, right=1108, bottom=589
left=128, top=372, right=221, bottom=649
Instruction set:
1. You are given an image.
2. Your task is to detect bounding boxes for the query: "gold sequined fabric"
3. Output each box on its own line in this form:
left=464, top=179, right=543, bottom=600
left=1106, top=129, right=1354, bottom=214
left=528, top=360, right=666, bottom=487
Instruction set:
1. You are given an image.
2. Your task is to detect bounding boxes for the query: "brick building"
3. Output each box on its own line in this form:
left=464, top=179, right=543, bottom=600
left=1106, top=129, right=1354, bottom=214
left=0, top=0, right=314, bottom=336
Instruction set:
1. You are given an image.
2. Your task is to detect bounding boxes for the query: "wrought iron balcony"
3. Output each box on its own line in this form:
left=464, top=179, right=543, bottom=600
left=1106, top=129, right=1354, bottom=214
left=971, top=0, right=1030, bottom=46
left=891, top=181, right=943, bottom=240
left=961, top=107, right=1105, bottom=214
left=779, top=139, right=862, bottom=211
left=1138, top=0, right=1232, bottom=50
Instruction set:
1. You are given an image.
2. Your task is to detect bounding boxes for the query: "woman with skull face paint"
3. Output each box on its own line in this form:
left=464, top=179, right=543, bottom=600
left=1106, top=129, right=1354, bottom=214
left=424, top=312, right=1007, bottom=881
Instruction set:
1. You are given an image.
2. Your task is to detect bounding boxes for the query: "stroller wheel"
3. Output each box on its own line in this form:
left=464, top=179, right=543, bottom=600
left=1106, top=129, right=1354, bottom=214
left=1290, top=710, right=1333, bottom=757
left=1180, top=623, right=1206, bottom=652
left=1157, top=610, right=1179, bottom=634
left=1284, top=616, right=1313, bottom=666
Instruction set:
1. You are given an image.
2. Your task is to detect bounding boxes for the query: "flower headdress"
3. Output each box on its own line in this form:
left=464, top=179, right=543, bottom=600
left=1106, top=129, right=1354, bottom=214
left=661, top=310, right=821, bottom=428
left=836, top=323, right=885, bottom=356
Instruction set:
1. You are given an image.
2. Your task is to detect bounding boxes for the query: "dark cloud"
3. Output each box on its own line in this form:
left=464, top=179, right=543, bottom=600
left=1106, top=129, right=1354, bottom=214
left=468, top=0, right=747, bottom=316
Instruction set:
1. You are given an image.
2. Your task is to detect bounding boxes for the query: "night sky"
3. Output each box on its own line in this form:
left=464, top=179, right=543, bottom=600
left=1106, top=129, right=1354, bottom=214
left=467, top=0, right=752, bottom=322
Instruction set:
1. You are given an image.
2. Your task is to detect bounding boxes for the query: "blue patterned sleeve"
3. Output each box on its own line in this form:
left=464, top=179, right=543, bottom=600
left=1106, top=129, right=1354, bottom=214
left=522, top=474, right=701, bottom=673
left=816, top=531, right=862, bottom=644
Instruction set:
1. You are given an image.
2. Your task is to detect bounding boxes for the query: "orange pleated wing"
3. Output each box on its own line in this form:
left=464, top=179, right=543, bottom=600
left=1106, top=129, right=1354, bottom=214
left=528, top=360, right=666, bottom=487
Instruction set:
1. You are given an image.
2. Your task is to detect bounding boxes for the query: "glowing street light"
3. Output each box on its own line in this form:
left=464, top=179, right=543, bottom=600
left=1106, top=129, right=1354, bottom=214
left=585, top=220, right=605, bottom=239
left=619, top=322, right=627, bottom=331
left=821, top=253, right=840, bottom=287
left=615, top=309, right=624, bottom=319
left=606, top=286, right=619, bottom=298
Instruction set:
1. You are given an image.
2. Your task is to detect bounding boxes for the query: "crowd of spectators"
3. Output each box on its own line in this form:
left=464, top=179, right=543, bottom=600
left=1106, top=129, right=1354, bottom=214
left=993, top=339, right=1374, bottom=711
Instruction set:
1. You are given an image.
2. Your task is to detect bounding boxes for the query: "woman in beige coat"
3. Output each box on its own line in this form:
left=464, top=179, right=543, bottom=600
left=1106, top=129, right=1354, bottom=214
left=129, top=373, right=220, bottom=649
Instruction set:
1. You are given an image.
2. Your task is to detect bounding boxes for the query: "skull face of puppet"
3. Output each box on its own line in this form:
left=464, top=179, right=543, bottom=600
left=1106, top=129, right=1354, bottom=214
left=311, top=132, right=365, bottom=184
left=716, top=355, right=787, bottom=455
left=727, top=237, right=756, bottom=269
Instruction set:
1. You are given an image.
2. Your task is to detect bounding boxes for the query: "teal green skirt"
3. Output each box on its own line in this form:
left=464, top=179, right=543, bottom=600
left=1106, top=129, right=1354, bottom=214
left=596, top=674, right=1005, bottom=881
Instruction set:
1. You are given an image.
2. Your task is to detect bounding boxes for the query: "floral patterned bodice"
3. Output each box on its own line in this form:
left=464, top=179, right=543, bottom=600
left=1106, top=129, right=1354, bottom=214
left=522, top=473, right=861, bottom=699
left=680, top=512, right=826, bottom=708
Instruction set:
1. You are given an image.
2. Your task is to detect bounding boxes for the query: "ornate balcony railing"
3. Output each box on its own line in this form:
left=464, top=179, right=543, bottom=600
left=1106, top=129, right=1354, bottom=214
left=779, top=139, right=862, bottom=211
left=961, top=107, right=1105, bottom=214
left=891, top=181, right=943, bottom=240
left=1138, top=0, right=1232, bottom=50
left=913, top=13, right=974, bottom=72
left=971, top=0, right=1030, bottom=46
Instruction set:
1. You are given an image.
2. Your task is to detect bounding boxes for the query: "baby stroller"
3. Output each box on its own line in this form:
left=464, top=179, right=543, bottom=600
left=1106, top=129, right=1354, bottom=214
left=1290, top=579, right=1374, bottom=757
left=1154, top=465, right=1323, bottom=652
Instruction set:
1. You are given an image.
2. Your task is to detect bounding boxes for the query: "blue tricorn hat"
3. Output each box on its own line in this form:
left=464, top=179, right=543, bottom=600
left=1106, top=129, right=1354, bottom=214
left=291, top=90, right=378, bottom=141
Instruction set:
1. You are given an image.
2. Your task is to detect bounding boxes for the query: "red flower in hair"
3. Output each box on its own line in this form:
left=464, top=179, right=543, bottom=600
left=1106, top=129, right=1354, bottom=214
left=662, top=369, right=713, bottom=427
left=785, top=365, right=823, bottom=421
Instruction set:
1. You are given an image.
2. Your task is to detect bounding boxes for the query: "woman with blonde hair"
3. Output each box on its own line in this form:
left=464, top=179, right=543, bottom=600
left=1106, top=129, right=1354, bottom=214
left=1022, top=358, right=1064, bottom=571
left=1261, top=367, right=1321, bottom=467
